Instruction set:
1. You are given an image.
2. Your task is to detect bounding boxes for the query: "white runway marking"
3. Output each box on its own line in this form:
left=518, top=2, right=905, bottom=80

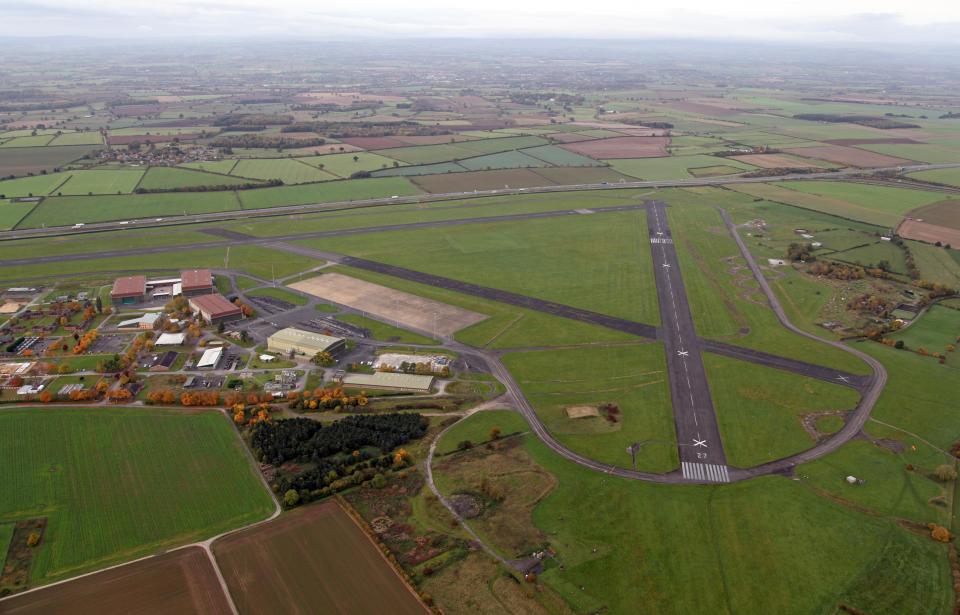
left=682, top=462, right=730, bottom=483
left=650, top=237, right=674, bottom=244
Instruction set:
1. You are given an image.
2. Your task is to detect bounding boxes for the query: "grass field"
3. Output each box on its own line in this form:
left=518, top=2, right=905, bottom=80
left=297, top=152, right=404, bottom=177
left=521, top=144, right=603, bottom=166
left=235, top=177, right=421, bottom=209
left=231, top=158, right=334, bottom=184
left=889, top=305, right=960, bottom=352
left=19, top=191, right=240, bottom=227
left=137, top=167, right=262, bottom=190
left=372, top=161, right=468, bottom=177
left=502, top=343, right=678, bottom=473
left=434, top=410, right=952, bottom=614
left=0, top=172, right=72, bottom=197
left=435, top=409, right=529, bottom=455
left=605, top=154, right=755, bottom=180
left=781, top=181, right=944, bottom=223
left=0, top=199, right=37, bottom=230
left=213, top=501, right=426, bottom=615
left=705, top=353, right=861, bottom=468
left=246, top=286, right=308, bottom=306
left=0, top=407, right=274, bottom=585
left=55, top=169, right=145, bottom=195
left=0, top=145, right=98, bottom=177
left=335, top=312, right=439, bottom=345
left=297, top=210, right=661, bottom=325
left=908, top=168, right=960, bottom=188
left=180, top=160, right=239, bottom=175
left=459, top=149, right=551, bottom=170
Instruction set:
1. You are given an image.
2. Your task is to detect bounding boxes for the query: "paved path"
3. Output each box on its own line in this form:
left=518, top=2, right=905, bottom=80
left=647, top=201, right=729, bottom=482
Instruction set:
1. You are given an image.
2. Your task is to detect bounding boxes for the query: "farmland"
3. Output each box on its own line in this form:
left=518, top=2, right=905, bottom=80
left=212, top=501, right=427, bottom=615
left=0, top=408, right=274, bottom=585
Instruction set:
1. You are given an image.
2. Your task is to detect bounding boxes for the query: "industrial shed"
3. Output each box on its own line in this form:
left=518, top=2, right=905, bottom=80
left=267, top=327, right=345, bottom=357
left=341, top=372, right=434, bottom=392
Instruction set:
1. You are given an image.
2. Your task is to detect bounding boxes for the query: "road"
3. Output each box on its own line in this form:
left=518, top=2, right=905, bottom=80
left=717, top=209, right=888, bottom=479
left=646, top=201, right=729, bottom=482
left=3, top=161, right=958, bottom=241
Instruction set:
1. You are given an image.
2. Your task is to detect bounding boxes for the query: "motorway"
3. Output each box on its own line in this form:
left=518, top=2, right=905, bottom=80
left=2, top=161, right=959, bottom=241
left=646, top=201, right=729, bottom=482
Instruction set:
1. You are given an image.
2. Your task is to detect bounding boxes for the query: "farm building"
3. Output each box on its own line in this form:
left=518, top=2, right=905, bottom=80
left=181, top=269, right=214, bottom=297
left=111, top=276, right=147, bottom=305
left=196, top=346, right=223, bottom=369
left=188, top=293, right=242, bottom=324
left=267, top=327, right=345, bottom=357
left=341, top=372, right=434, bottom=392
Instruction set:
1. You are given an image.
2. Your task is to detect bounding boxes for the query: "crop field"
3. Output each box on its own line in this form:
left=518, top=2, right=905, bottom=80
left=296, top=210, right=661, bottom=325
left=906, top=199, right=960, bottom=230
left=559, top=136, right=670, bottom=158
left=0, top=135, right=55, bottom=148
left=782, top=181, right=944, bottom=219
left=606, top=154, right=755, bottom=180
left=458, top=149, right=550, bottom=170
left=889, top=305, right=960, bottom=351
left=0, top=145, right=98, bottom=177
left=687, top=164, right=745, bottom=177
left=520, top=144, right=603, bottom=166
left=231, top=158, right=334, bottom=184
left=728, top=153, right=829, bottom=168
left=179, top=160, right=239, bottom=174
left=434, top=411, right=951, bottom=614
left=0, top=173, right=72, bottom=198
left=0, top=547, right=233, bottom=615
left=784, top=145, right=913, bottom=167
left=46, top=132, right=104, bottom=146
left=212, top=501, right=427, bottom=615
left=0, top=408, right=274, bottom=585
left=372, top=161, right=468, bottom=177
left=704, top=353, right=861, bottom=468
left=856, top=143, right=960, bottom=164
left=531, top=166, right=630, bottom=184
left=137, top=167, right=261, bottom=190
left=55, top=169, right=145, bottom=195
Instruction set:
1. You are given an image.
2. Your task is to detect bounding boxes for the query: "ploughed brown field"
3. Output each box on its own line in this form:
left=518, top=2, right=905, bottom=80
left=106, top=134, right=199, bottom=145
left=783, top=144, right=913, bottom=168
left=897, top=219, right=960, bottom=246
left=212, top=501, right=428, bottom=615
left=559, top=136, right=670, bottom=159
left=0, top=547, right=232, bottom=615
left=906, top=199, right=960, bottom=230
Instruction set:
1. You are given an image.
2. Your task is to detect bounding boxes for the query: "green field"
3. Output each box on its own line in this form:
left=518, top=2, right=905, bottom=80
left=0, top=200, right=37, bottom=230
left=705, top=353, right=861, bottom=468
left=297, top=152, right=405, bottom=177
left=503, top=343, right=678, bottom=473
left=138, top=166, right=262, bottom=190
left=889, top=305, right=960, bottom=352
left=371, top=161, right=467, bottom=177
left=908, top=168, right=960, bottom=188
left=459, top=149, right=551, bottom=170
left=519, top=145, right=602, bottom=166
left=0, top=172, right=72, bottom=198
left=231, top=159, right=334, bottom=184
left=606, top=154, right=756, bottom=180
left=434, top=409, right=529, bottom=455
left=236, top=177, right=421, bottom=209
left=298, top=210, right=661, bottom=325
left=0, top=407, right=274, bottom=584
left=47, top=132, right=104, bottom=146
left=435, top=410, right=951, bottom=614
left=180, top=160, right=239, bottom=175
left=20, top=191, right=240, bottom=227
left=335, top=312, right=438, bottom=345
left=54, top=170, right=145, bottom=195
left=781, top=181, right=944, bottom=222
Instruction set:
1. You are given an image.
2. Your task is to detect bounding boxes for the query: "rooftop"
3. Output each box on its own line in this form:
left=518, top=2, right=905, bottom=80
left=268, top=327, right=343, bottom=350
left=111, top=275, right=146, bottom=298
left=181, top=269, right=213, bottom=290
left=189, top=293, right=241, bottom=318
left=341, top=372, right=434, bottom=391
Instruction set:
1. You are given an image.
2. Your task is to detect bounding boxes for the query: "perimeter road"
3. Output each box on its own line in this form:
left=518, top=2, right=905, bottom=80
left=646, top=201, right=729, bottom=483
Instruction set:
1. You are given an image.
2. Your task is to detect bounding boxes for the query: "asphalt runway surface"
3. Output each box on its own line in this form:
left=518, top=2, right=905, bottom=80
left=646, top=201, right=729, bottom=480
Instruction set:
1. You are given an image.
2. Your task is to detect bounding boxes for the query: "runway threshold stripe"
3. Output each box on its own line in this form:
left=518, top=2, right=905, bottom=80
left=682, top=462, right=730, bottom=483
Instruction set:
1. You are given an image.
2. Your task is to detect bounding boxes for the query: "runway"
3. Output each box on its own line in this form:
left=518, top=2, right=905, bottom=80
left=646, top=201, right=728, bottom=480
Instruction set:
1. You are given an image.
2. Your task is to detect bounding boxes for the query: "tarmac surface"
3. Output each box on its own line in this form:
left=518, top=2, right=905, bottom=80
left=646, top=201, right=729, bottom=481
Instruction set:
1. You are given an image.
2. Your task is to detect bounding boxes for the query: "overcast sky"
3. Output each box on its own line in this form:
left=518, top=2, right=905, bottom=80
left=1, top=0, right=959, bottom=44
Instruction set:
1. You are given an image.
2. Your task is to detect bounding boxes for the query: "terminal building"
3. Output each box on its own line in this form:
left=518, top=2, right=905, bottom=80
left=267, top=327, right=345, bottom=357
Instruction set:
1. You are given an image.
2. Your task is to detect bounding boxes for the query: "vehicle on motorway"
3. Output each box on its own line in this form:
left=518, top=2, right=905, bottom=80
left=72, top=223, right=85, bottom=228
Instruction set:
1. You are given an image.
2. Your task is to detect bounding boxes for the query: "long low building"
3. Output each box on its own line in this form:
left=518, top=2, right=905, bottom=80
left=188, top=293, right=242, bottom=324
left=267, top=327, right=345, bottom=357
left=341, top=372, right=434, bottom=392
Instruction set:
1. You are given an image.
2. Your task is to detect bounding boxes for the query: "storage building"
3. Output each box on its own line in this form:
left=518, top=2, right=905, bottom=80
left=341, top=372, right=434, bottom=392
left=267, top=327, right=345, bottom=357
left=181, top=269, right=214, bottom=297
left=188, top=293, right=242, bottom=324
left=111, top=276, right=146, bottom=305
